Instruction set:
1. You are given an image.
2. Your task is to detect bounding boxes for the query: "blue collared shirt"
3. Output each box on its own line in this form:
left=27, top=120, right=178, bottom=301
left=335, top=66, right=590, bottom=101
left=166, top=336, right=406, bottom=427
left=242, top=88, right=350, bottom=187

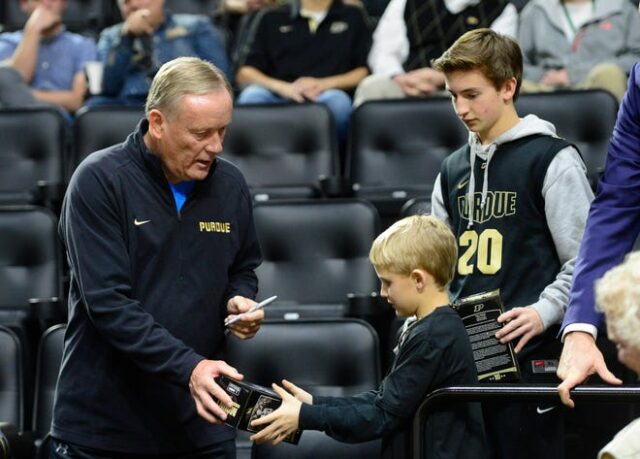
left=0, top=26, right=97, bottom=90
left=97, top=10, right=232, bottom=99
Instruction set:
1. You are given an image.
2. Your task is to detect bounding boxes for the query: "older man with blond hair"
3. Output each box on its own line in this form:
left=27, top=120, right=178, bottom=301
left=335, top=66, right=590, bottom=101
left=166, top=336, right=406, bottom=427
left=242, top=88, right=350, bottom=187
left=51, top=57, right=263, bottom=459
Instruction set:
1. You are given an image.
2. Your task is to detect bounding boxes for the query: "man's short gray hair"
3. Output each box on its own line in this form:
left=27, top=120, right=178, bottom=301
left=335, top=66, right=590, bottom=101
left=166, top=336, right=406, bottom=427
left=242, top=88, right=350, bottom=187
left=145, top=57, right=232, bottom=118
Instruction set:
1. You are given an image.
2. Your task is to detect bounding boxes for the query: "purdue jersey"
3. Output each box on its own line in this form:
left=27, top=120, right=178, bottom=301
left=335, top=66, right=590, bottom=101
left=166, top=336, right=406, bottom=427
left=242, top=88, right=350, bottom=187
left=440, top=134, right=571, bottom=354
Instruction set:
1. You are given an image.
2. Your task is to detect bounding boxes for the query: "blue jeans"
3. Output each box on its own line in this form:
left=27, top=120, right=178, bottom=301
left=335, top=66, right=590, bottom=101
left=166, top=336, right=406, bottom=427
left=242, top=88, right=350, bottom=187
left=50, top=438, right=236, bottom=459
left=236, top=83, right=353, bottom=141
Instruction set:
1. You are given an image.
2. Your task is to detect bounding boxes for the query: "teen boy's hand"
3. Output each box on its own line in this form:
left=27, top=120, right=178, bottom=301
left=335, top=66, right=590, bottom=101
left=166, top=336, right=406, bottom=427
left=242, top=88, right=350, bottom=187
left=495, top=306, right=544, bottom=354
left=249, top=383, right=302, bottom=445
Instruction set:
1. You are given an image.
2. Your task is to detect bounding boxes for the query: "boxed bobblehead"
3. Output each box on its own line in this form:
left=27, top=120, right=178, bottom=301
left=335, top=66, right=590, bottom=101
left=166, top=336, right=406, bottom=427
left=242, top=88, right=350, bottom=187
left=452, top=289, right=521, bottom=382
left=215, top=375, right=302, bottom=444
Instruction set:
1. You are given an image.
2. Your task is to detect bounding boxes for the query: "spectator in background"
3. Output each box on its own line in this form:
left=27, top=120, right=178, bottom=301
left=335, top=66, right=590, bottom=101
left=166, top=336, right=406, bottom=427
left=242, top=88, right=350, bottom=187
left=518, top=0, right=640, bottom=101
left=235, top=0, right=371, bottom=141
left=594, top=252, right=640, bottom=459
left=86, top=0, right=231, bottom=107
left=353, top=0, right=518, bottom=106
left=0, top=0, right=96, bottom=116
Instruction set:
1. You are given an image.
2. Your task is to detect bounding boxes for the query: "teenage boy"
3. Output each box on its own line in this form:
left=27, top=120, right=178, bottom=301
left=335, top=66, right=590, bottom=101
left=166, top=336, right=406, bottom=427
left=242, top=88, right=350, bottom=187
left=248, top=215, right=487, bottom=459
left=430, top=28, right=593, bottom=459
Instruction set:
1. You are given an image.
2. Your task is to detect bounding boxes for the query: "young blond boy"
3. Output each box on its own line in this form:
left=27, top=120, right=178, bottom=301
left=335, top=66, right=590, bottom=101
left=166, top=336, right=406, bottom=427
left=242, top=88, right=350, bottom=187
left=430, top=28, right=593, bottom=459
left=249, top=215, right=486, bottom=459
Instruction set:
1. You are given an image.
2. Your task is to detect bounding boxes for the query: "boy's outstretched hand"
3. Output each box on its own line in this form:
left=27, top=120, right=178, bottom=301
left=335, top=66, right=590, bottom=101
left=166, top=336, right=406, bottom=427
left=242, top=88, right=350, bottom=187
left=281, top=379, right=313, bottom=404
left=250, top=380, right=309, bottom=445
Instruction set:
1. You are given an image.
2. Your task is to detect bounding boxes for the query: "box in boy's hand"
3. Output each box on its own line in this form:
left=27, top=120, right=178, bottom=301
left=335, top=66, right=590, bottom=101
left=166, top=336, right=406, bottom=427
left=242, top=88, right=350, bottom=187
left=452, top=289, right=521, bottom=382
left=215, top=375, right=302, bottom=444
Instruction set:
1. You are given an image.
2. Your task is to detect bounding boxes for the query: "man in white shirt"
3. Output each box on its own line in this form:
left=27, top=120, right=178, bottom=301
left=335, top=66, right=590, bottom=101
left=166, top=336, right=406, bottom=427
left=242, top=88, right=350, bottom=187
left=353, top=0, right=517, bottom=106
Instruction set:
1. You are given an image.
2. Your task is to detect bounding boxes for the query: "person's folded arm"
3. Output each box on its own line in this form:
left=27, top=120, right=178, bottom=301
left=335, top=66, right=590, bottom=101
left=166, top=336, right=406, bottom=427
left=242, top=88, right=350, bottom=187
left=5, top=26, right=41, bottom=83
left=367, top=0, right=407, bottom=76
left=236, top=65, right=305, bottom=101
left=32, top=70, right=88, bottom=112
left=97, top=28, right=136, bottom=96
left=517, top=6, right=547, bottom=83
left=194, top=18, right=233, bottom=82
left=316, top=67, right=369, bottom=91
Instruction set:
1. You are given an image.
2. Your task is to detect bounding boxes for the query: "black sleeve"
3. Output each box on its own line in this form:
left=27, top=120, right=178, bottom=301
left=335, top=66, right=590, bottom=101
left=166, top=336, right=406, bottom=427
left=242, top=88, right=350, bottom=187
left=349, top=8, right=372, bottom=69
left=299, top=391, right=393, bottom=443
left=223, top=181, right=261, bottom=302
left=60, top=164, right=204, bottom=386
left=242, top=11, right=271, bottom=74
left=312, top=391, right=377, bottom=408
left=299, top=332, right=442, bottom=442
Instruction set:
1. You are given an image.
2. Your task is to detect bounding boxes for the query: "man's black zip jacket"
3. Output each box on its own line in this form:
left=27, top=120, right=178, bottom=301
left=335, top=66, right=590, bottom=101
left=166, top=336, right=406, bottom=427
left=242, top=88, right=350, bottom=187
left=52, top=119, right=262, bottom=454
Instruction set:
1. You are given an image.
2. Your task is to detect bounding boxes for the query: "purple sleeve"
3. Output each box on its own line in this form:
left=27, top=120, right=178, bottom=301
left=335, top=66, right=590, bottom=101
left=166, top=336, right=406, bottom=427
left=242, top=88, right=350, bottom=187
left=562, top=63, right=640, bottom=331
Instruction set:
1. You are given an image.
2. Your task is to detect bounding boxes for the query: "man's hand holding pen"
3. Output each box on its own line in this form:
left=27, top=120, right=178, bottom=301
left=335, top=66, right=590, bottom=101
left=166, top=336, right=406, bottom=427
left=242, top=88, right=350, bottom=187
left=225, top=295, right=272, bottom=339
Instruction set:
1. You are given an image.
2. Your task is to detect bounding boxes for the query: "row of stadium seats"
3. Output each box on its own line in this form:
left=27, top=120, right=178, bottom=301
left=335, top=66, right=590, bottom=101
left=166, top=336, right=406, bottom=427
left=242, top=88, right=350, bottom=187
left=0, top=90, right=620, bottom=226
left=0, top=199, right=408, bottom=348
left=0, top=199, right=409, bottom=433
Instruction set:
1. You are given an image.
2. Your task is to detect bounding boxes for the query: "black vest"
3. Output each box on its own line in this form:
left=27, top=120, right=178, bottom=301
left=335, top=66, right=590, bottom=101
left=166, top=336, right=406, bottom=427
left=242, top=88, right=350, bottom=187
left=403, top=0, right=509, bottom=71
left=440, top=135, right=570, bottom=356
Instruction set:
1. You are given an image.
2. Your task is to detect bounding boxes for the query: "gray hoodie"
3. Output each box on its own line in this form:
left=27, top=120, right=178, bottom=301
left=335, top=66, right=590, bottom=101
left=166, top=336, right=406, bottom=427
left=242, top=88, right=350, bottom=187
left=518, top=0, right=640, bottom=84
left=431, top=114, right=594, bottom=330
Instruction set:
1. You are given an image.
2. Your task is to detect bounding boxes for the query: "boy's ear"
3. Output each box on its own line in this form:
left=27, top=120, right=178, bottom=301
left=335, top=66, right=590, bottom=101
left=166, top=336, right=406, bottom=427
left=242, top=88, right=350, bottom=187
left=410, top=269, right=428, bottom=292
left=501, top=77, right=518, bottom=102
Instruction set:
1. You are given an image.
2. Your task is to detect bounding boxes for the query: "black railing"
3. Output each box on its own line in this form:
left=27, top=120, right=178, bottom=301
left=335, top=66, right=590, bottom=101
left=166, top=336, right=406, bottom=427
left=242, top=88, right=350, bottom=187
left=412, top=385, right=640, bottom=458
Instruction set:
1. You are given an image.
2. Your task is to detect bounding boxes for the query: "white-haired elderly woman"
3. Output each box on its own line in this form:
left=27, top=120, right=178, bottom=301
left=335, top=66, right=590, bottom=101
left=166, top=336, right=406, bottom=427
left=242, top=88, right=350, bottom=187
left=596, top=251, right=640, bottom=459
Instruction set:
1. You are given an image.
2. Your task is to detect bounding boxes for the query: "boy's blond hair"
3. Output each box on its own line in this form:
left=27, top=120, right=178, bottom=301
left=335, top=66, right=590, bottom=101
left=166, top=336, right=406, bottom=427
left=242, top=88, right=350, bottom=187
left=369, top=215, right=457, bottom=289
left=431, top=28, right=523, bottom=100
left=596, top=252, right=640, bottom=350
